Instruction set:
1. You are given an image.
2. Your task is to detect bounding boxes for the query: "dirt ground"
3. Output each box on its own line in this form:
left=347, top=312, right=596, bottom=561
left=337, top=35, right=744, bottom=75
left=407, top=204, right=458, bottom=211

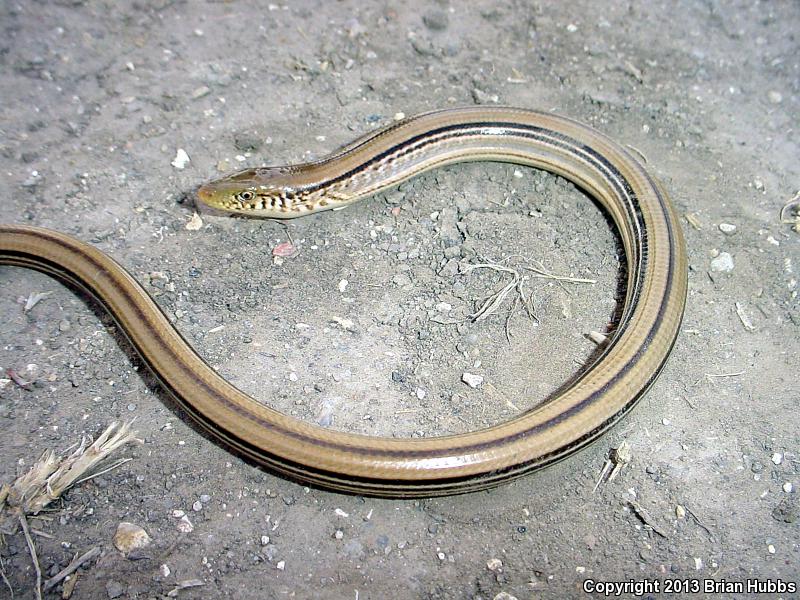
left=1, top=1, right=798, bottom=598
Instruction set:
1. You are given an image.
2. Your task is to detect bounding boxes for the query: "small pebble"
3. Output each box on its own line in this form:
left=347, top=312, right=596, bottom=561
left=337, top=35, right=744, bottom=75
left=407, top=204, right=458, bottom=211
left=493, top=593, right=519, bottom=600
left=710, top=252, right=734, bottom=273
left=176, top=515, right=194, bottom=533
left=487, top=558, right=503, bottom=572
left=416, top=388, right=426, bottom=400
left=171, top=148, right=190, bottom=169
left=783, top=482, right=793, bottom=493
left=334, top=529, right=344, bottom=540
left=676, top=505, right=686, bottom=519
left=200, top=494, right=211, bottom=503
left=462, top=372, right=484, bottom=388
left=772, top=453, right=783, bottom=465
left=422, top=10, right=449, bottom=30
left=767, top=90, right=783, bottom=104
left=113, top=522, right=151, bottom=556
left=192, top=501, right=203, bottom=512
left=718, top=223, right=736, bottom=234
left=276, top=560, right=286, bottom=570
left=106, top=581, right=124, bottom=599
left=261, top=535, right=270, bottom=546
left=185, top=212, right=203, bottom=231
left=191, top=86, right=210, bottom=99
left=767, top=544, right=776, bottom=554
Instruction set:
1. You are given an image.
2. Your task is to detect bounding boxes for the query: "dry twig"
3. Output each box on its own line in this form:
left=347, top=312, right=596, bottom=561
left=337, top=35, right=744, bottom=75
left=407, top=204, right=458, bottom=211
left=19, top=515, right=42, bottom=600
left=0, top=553, right=13, bottom=599
left=43, top=547, right=101, bottom=592
left=627, top=499, right=669, bottom=538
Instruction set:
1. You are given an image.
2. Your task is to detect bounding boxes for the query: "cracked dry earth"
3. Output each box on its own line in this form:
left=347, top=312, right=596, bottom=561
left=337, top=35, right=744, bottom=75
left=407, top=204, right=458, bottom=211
left=0, top=1, right=798, bottom=599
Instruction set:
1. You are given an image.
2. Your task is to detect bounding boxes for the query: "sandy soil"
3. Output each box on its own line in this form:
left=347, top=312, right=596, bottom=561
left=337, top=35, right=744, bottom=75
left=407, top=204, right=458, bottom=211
left=1, top=1, right=798, bottom=598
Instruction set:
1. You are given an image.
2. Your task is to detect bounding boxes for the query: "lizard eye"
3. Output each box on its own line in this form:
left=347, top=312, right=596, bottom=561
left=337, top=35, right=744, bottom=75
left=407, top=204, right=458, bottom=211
left=238, top=191, right=254, bottom=202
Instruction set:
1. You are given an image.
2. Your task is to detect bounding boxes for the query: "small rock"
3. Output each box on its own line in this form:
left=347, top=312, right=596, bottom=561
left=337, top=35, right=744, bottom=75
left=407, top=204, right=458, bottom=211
left=767, top=90, right=783, bottom=104
left=772, top=452, right=783, bottom=465
left=263, top=544, right=278, bottom=561
left=783, top=482, right=793, bottom=493
left=675, top=505, right=686, bottom=519
left=493, top=593, right=518, bottom=600
left=709, top=252, right=734, bottom=273
left=333, top=529, right=344, bottom=540
left=416, top=388, right=426, bottom=400
left=422, top=10, right=449, bottom=30
left=772, top=497, right=799, bottom=523
left=462, top=372, right=484, bottom=388
left=191, top=86, right=210, bottom=100
left=185, top=212, right=203, bottom=231
left=718, top=223, right=736, bottom=234
left=171, top=148, right=190, bottom=170
left=471, top=87, right=499, bottom=104
left=192, top=501, right=203, bottom=512
left=113, top=522, right=151, bottom=556
left=176, top=515, right=194, bottom=533
left=106, top=580, right=124, bottom=599
left=487, top=558, right=503, bottom=572
left=276, top=560, right=286, bottom=571
left=233, top=130, right=265, bottom=152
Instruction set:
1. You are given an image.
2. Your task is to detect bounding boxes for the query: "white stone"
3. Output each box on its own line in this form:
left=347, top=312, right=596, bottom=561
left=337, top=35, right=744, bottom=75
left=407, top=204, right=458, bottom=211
left=462, top=372, right=484, bottom=388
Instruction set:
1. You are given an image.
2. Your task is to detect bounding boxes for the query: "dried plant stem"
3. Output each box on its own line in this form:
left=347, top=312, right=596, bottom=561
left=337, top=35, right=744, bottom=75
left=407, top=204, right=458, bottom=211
left=3, top=421, right=140, bottom=520
left=19, top=515, right=42, bottom=600
left=0, top=554, right=13, bottom=599
left=0, top=422, right=140, bottom=597
left=43, top=546, right=101, bottom=592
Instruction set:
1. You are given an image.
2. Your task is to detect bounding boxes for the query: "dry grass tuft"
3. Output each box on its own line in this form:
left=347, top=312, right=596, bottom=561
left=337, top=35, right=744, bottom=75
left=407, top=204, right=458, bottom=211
left=1, top=421, right=141, bottom=526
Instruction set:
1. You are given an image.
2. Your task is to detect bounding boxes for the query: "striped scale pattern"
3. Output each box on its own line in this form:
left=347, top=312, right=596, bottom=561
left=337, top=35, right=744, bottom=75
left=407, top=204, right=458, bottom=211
left=2, top=107, right=687, bottom=496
